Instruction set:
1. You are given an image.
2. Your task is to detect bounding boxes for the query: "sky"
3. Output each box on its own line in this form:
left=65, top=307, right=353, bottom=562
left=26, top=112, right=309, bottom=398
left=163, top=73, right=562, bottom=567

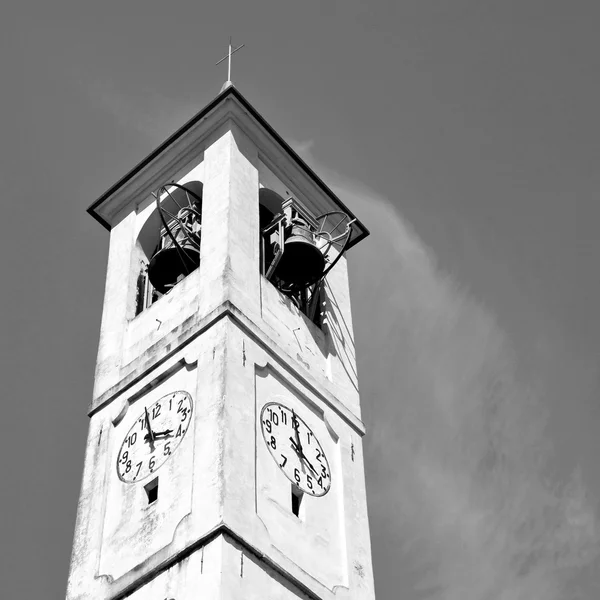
left=1, top=1, right=599, bottom=598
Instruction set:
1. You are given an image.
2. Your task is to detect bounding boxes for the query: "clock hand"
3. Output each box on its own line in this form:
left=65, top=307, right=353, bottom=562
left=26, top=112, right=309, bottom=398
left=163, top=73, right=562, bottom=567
left=289, top=437, right=306, bottom=473
left=300, top=454, right=319, bottom=478
left=291, top=412, right=316, bottom=476
left=289, top=438, right=319, bottom=477
left=291, top=410, right=303, bottom=452
left=144, top=407, right=156, bottom=452
left=146, top=431, right=172, bottom=440
left=153, top=429, right=173, bottom=438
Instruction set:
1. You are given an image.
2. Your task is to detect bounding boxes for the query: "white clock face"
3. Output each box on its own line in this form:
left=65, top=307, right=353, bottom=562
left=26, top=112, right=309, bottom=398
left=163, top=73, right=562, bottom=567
left=116, top=391, right=193, bottom=483
left=260, top=402, right=331, bottom=497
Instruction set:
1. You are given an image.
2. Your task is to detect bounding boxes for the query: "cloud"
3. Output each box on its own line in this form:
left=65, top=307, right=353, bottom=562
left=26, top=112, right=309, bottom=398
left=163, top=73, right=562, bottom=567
left=291, top=139, right=315, bottom=156
left=75, top=74, right=199, bottom=142
left=291, top=141, right=600, bottom=599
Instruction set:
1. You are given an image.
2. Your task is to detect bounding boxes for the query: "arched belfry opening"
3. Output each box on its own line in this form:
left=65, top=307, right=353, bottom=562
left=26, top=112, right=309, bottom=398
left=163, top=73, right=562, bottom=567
left=259, top=187, right=354, bottom=328
left=135, top=181, right=203, bottom=315
left=259, top=187, right=284, bottom=281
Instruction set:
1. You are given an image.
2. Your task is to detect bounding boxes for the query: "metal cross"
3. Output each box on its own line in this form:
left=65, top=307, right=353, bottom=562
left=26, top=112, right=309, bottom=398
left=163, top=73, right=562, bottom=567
left=215, top=37, right=245, bottom=84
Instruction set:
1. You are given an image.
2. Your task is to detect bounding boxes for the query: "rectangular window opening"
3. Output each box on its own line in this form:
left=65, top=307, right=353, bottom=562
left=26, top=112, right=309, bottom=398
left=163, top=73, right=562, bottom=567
left=291, top=485, right=303, bottom=517
left=144, top=477, right=159, bottom=504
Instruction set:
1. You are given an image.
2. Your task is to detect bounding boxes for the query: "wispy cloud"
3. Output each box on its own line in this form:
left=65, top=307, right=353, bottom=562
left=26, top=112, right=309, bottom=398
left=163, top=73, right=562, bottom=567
left=291, top=141, right=600, bottom=599
left=74, top=74, right=199, bottom=142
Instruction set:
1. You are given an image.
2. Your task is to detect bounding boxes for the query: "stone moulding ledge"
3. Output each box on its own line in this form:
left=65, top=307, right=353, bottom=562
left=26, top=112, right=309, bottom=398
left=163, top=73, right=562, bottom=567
left=106, top=523, right=325, bottom=600
left=255, top=364, right=341, bottom=444
left=89, top=301, right=366, bottom=437
left=110, top=356, right=198, bottom=427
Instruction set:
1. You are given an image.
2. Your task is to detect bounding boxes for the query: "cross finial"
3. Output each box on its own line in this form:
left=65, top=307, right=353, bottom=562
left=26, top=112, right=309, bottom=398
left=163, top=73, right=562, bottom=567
left=216, top=37, right=245, bottom=89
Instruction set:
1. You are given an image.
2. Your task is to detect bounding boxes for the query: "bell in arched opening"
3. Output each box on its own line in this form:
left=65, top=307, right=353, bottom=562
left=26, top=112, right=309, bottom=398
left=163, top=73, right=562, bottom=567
left=147, top=182, right=202, bottom=295
left=147, top=225, right=200, bottom=294
left=274, top=217, right=326, bottom=287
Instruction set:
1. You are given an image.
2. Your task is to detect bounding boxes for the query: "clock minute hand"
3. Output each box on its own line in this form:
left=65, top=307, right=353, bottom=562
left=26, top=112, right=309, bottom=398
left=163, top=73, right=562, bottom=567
left=300, top=454, right=319, bottom=478
left=289, top=436, right=306, bottom=474
left=144, top=407, right=156, bottom=451
left=289, top=438, right=319, bottom=478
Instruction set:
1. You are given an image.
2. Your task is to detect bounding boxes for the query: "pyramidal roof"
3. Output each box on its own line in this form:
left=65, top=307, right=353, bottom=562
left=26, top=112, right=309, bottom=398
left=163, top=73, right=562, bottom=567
left=88, top=85, right=369, bottom=249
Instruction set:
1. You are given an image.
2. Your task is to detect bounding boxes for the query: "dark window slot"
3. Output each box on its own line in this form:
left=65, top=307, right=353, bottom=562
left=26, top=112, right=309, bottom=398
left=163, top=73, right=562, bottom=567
left=144, top=477, right=159, bottom=504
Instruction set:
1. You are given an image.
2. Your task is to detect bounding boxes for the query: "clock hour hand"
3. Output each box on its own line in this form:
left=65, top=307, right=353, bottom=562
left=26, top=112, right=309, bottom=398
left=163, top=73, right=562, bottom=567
left=153, top=429, right=173, bottom=438
left=145, top=430, right=172, bottom=440
left=291, top=410, right=303, bottom=452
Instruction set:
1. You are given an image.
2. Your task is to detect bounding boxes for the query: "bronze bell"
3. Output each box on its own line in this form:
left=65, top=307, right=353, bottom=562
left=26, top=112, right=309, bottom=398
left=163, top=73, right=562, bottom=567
left=274, top=218, right=326, bottom=287
left=148, top=225, right=200, bottom=294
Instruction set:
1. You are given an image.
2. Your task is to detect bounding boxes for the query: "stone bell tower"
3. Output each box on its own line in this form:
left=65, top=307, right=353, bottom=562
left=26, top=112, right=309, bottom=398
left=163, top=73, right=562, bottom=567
left=66, top=84, right=376, bottom=600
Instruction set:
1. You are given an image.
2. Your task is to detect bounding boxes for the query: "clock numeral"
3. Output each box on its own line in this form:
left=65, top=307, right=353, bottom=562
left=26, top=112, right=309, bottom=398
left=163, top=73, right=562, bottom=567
left=316, top=449, right=324, bottom=463
left=270, top=436, right=277, bottom=450
left=164, top=441, right=172, bottom=456
left=177, top=399, right=184, bottom=412
left=294, top=468, right=301, bottom=484
left=306, top=474, right=313, bottom=490
left=264, top=420, right=272, bottom=434
left=267, top=408, right=279, bottom=426
left=176, top=425, right=184, bottom=437
left=306, top=431, right=312, bottom=445
left=179, top=408, right=189, bottom=421
left=126, top=432, right=137, bottom=448
left=279, top=454, right=288, bottom=468
left=149, top=456, right=156, bottom=472
left=152, top=404, right=161, bottom=420
left=321, top=465, right=328, bottom=479
left=125, top=460, right=132, bottom=473
left=135, top=462, right=143, bottom=478
left=317, top=476, right=323, bottom=489
left=120, top=451, right=129, bottom=464
left=280, top=410, right=287, bottom=425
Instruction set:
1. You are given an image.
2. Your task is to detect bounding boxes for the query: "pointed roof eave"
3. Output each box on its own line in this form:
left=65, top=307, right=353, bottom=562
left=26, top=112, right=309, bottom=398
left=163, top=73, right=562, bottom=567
left=87, top=85, right=369, bottom=250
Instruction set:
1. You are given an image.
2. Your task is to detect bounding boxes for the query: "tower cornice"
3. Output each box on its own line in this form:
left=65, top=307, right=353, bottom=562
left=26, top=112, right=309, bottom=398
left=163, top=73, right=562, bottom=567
left=87, top=86, right=369, bottom=249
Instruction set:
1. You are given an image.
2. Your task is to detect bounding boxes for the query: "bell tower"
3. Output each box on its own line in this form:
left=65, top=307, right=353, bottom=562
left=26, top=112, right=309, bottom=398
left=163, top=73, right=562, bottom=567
left=66, top=85, right=375, bottom=600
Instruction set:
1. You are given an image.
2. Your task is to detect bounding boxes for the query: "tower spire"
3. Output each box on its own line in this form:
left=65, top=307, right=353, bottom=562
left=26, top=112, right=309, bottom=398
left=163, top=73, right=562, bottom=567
left=216, top=36, right=245, bottom=91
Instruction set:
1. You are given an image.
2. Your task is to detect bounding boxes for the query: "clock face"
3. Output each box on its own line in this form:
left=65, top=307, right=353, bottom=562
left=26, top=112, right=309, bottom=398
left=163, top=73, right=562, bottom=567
left=116, top=391, right=193, bottom=483
left=260, top=402, right=331, bottom=497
